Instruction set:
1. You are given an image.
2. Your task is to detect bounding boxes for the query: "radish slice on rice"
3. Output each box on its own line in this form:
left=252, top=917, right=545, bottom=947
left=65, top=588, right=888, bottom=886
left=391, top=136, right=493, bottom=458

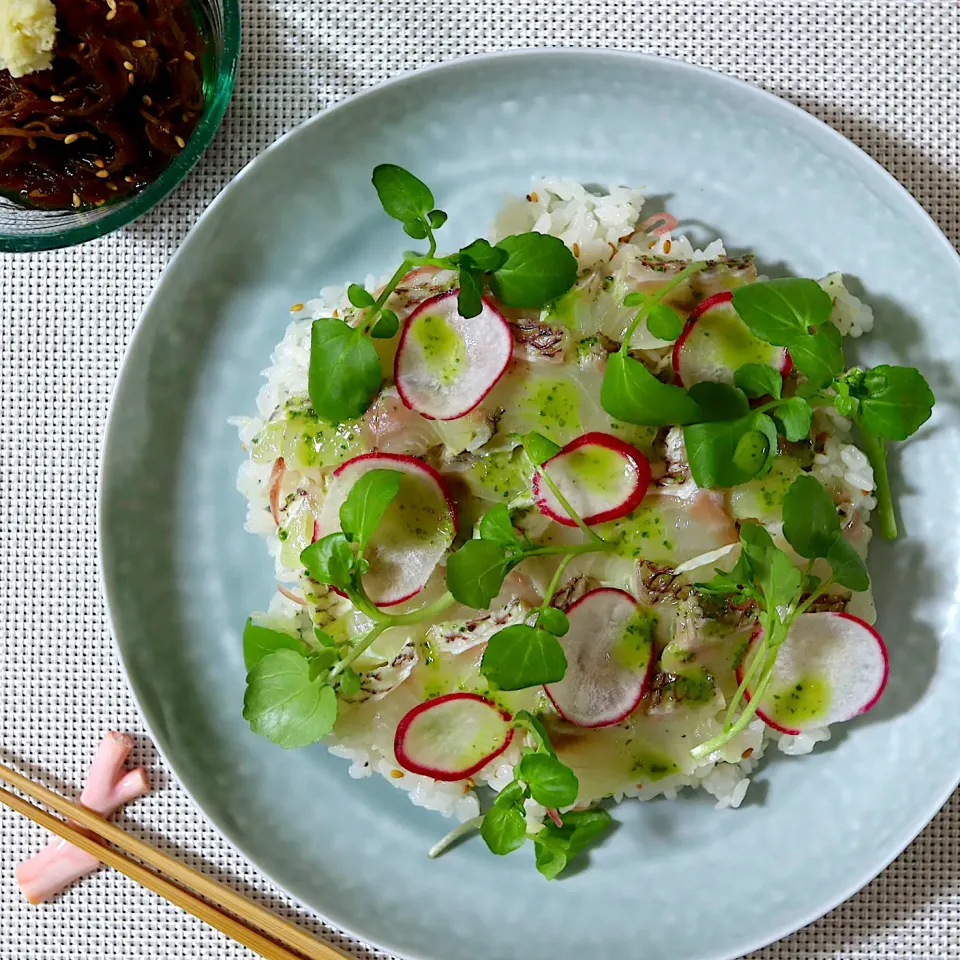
left=545, top=588, right=656, bottom=728
left=395, top=291, right=513, bottom=420
left=318, top=453, right=457, bottom=607
left=737, top=612, right=889, bottom=735
left=673, top=291, right=792, bottom=388
left=532, top=432, right=651, bottom=526
left=394, top=693, right=514, bottom=781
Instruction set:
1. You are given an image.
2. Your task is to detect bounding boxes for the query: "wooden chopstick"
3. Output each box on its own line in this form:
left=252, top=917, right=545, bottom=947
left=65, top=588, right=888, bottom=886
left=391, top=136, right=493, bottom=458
left=0, top=762, right=345, bottom=960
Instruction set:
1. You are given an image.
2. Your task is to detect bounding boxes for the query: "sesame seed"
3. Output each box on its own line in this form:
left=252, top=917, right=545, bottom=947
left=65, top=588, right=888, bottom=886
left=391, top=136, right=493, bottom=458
left=50, top=95, right=65, bottom=103
left=390, top=770, right=404, bottom=779
left=142, top=95, right=153, bottom=106
left=106, top=9, right=116, bottom=19
left=124, top=175, right=135, bottom=183
left=72, top=193, right=81, bottom=207
left=184, top=50, right=196, bottom=61
left=663, top=239, right=672, bottom=254
left=95, top=169, right=109, bottom=179
left=128, top=72, right=135, bottom=84
left=174, top=135, right=185, bottom=148
left=123, top=60, right=134, bottom=71
left=106, top=182, right=118, bottom=191
left=132, top=39, right=147, bottom=47
left=572, top=242, right=581, bottom=257
left=530, top=191, right=539, bottom=203
left=94, top=158, right=105, bottom=168
left=290, top=303, right=305, bottom=312
left=78, top=42, right=86, bottom=51
left=95, top=199, right=106, bottom=206
left=64, top=133, right=79, bottom=145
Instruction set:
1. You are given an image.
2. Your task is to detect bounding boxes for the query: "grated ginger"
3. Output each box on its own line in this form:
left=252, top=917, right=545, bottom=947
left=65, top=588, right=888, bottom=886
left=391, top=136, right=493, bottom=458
left=0, top=0, right=57, bottom=78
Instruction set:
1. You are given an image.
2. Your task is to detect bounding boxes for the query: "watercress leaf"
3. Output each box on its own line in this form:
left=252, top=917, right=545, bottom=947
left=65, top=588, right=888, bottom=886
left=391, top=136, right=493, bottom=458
left=370, top=309, right=399, bottom=339
left=480, top=801, right=528, bottom=856
left=428, top=208, right=448, bottom=230
left=534, top=840, right=569, bottom=880
left=243, top=619, right=302, bottom=670
left=735, top=362, right=783, bottom=399
left=458, top=238, right=508, bottom=273
left=489, top=233, right=579, bottom=309
left=513, top=710, right=555, bottom=756
left=347, top=283, right=375, bottom=309
left=403, top=219, right=429, bottom=240
left=772, top=396, right=813, bottom=442
left=300, top=533, right=356, bottom=591
left=559, top=807, right=615, bottom=854
left=826, top=535, right=870, bottom=592
left=481, top=624, right=567, bottom=690
left=314, top=627, right=336, bottom=648
left=781, top=474, right=841, bottom=559
left=371, top=164, right=435, bottom=223
left=645, top=303, right=685, bottom=342
left=457, top=267, right=484, bottom=319
left=732, top=278, right=833, bottom=346
left=309, top=318, right=382, bottom=422
left=339, top=468, right=401, bottom=550
left=522, top=431, right=562, bottom=465
left=684, top=413, right=778, bottom=487
left=308, top=648, right=338, bottom=673
left=858, top=365, right=935, bottom=441
left=478, top=504, right=523, bottom=549
left=739, top=523, right=801, bottom=611
left=788, top=325, right=845, bottom=388
left=493, top=779, right=528, bottom=809
left=601, top=351, right=703, bottom=426
left=518, top=753, right=579, bottom=808
left=243, top=650, right=337, bottom=749
left=835, top=393, right=859, bottom=418
left=537, top=606, right=570, bottom=637
left=445, top=539, right=512, bottom=609
left=339, top=668, right=362, bottom=697
left=686, top=382, right=750, bottom=421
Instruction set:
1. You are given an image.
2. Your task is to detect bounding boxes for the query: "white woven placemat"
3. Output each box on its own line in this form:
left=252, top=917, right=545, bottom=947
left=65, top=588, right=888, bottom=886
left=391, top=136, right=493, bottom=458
left=1, top=2, right=958, bottom=957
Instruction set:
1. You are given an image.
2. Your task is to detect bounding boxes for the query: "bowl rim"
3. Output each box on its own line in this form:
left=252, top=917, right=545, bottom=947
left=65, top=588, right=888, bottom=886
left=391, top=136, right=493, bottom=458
left=98, top=47, right=960, bottom=960
left=0, top=0, right=242, bottom=254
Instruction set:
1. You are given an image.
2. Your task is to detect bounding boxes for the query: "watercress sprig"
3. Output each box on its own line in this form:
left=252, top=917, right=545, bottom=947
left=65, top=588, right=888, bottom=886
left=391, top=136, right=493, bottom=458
left=243, top=469, right=455, bottom=748
left=478, top=710, right=612, bottom=880
left=444, top=433, right=615, bottom=691
left=308, top=165, right=579, bottom=424
left=689, top=474, right=870, bottom=760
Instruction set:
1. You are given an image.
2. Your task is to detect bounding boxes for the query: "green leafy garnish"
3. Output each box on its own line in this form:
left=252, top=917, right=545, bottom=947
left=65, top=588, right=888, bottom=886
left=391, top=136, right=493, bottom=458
left=300, top=533, right=355, bottom=592
left=517, top=753, right=579, bottom=808
left=691, top=474, right=870, bottom=760
left=601, top=352, right=703, bottom=426
left=242, top=619, right=303, bottom=670
left=308, top=319, right=382, bottom=423
left=338, top=469, right=401, bottom=551
left=645, top=303, right=685, bottom=341
left=445, top=539, right=515, bottom=609
left=855, top=365, right=935, bottom=441
left=684, top=413, right=779, bottom=487
left=371, top=163, right=437, bottom=228
left=487, top=233, right=579, bottom=309
left=243, top=649, right=338, bottom=749
left=532, top=808, right=614, bottom=880
left=481, top=623, right=567, bottom=690
left=735, top=362, right=783, bottom=399
left=480, top=782, right=528, bottom=855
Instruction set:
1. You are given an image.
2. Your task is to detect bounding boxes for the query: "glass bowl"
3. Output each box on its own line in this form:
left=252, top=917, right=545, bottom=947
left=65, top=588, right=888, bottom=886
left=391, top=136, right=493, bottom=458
left=0, top=0, right=240, bottom=253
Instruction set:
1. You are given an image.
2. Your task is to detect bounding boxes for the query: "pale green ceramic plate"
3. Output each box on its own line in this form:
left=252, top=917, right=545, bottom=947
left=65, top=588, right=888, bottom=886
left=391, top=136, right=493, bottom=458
left=100, top=51, right=960, bottom=960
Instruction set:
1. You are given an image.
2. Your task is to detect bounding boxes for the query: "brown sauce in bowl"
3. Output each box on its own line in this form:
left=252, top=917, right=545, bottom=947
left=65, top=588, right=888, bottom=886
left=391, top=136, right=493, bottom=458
left=0, top=0, right=205, bottom=210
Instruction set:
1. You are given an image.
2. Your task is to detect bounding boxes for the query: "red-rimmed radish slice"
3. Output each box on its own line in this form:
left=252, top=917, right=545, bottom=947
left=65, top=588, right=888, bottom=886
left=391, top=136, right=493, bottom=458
left=318, top=453, right=457, bottom=607
left=737, top=612, right=888, bottom=735
left=544, top=588, right=655, bottom=728
left=532, top=432, right=651, bottom=526
left=673, top=291, right=791, bottom=388
left=395, top=291, right=513, bottom=420
left=394, top=693, right=514, bottom=781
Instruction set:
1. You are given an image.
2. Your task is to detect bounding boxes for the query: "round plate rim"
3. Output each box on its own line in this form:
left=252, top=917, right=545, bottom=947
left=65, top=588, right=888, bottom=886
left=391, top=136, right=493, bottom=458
left=98, top=47, right=960, bottom=960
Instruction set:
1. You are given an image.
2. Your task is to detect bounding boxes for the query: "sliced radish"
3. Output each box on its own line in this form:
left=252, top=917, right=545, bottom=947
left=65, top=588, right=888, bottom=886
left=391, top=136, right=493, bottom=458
left=673, top=291, right=792, bottom=388
left=394, top=693, right=514, bottom=781
left=532, top=432, right=651, bottom=526
left=737, top=612, right=888, bottom=735
left=395, top=291, right=513, bottom=421
left=544, top=588, right=655, bottom=727
left=318, top=453, right=457, bottom=607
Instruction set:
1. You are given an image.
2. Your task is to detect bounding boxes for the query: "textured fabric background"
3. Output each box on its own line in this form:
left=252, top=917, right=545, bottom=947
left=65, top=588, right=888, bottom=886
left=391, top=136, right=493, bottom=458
left=1, top=2, right=958, bottom=957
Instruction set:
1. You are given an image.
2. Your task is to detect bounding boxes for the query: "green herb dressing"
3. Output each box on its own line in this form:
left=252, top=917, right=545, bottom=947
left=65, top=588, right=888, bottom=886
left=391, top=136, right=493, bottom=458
left=410, top=310, right=466, bottom=386
left=613, top=609, right=658, bottom=671
left=521, top=378, right=582, bottom=444
left=630, top=746, right=680, bottom=782
left=767, top=675, right=831, bottom=727
left=252, top=399, right=364, bottom=469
